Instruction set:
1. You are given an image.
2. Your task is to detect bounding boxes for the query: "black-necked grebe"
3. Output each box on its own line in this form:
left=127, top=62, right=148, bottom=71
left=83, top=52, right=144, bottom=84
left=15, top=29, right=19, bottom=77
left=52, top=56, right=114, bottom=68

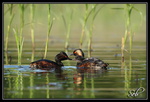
left=71, top=49, right=109, bottom=71
left=30, top=51, right=72, bottom=70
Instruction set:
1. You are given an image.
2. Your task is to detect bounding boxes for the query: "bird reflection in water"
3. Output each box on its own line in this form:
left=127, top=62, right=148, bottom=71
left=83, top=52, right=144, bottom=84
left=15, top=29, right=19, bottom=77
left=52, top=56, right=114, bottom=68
left=73, top=68, right=107, bottom=88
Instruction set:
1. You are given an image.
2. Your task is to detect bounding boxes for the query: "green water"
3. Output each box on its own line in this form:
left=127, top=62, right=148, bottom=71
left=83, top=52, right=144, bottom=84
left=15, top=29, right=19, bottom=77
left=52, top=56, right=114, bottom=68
left=3, top=41, right=147, bottom=99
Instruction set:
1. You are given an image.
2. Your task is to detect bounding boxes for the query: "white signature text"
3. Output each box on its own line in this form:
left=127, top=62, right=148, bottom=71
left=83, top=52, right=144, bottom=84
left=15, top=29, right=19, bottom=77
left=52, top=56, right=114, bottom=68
left=128, top=87, right=145, bottom=97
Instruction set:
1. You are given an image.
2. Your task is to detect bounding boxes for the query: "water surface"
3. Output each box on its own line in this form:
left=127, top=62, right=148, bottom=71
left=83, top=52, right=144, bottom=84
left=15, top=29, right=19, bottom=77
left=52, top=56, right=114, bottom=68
left=3, top=41, right=147, bottom=99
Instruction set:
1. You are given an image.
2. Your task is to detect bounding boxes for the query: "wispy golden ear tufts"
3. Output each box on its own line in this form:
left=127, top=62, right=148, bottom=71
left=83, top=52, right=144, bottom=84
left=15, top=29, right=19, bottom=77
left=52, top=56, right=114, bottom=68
left=73, top=49, right=84, bottom=57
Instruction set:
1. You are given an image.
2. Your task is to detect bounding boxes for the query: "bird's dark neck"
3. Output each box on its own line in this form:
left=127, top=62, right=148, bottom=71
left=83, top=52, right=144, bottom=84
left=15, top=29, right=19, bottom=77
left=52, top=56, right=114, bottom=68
left=55, top=59, right=64, bottom=66
left=76, top=56, right=85, bottom=62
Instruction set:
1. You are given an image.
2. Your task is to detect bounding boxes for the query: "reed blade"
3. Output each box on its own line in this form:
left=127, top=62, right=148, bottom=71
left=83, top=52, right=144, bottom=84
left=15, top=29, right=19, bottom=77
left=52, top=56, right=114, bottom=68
left=63, top=9, right=73, bottom=50
left=5, top=4, right=14, bottom=65
left=44, top=4, right=53, bottom=59
left=30, top=4, right=35, bottom=62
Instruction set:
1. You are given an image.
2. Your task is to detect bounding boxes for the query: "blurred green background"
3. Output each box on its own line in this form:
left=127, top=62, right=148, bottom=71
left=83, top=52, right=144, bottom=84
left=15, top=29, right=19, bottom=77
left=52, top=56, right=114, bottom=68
left=3, top=3, right=147, bottom=65
left=4, top=4, right=146, bottom=44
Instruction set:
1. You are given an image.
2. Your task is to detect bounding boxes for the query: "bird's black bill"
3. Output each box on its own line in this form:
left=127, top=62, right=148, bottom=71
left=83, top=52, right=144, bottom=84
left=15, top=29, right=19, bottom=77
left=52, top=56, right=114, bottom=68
left=68, top=58, right=72, bottom=60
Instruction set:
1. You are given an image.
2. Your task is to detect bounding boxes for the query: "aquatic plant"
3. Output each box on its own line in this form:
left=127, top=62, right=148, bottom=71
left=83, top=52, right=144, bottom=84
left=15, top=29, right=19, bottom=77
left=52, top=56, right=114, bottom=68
left=87, top=4, right=97, bottom=57
left=79, top=4, right=89, bottom=49
left=12, top=4, right=25, bottom=66
left=124, top=4, right=143, bottom=54
left=62, top=8, right=73, bottom=52
left=80, top=4, right=104, bottom=57
left=79, top=4, right=104, bottom=52
left=123, top=4, right=134, bottom=56
left=121, top=37, right=125, bottom=62
left=5, top=4, right=14, bottom=64
left=44, top=4, right=53, bottom=59
left=78, top=4, right=105, bottom=57
left=19, top=4, right=24, bottom=43
left=112, top=4, right=143, bottom=62
left=30, top=4, right=35, bottom=62
left=13, top=28, right=24, bottom=66
left=3, top=4, right=145, bottom=66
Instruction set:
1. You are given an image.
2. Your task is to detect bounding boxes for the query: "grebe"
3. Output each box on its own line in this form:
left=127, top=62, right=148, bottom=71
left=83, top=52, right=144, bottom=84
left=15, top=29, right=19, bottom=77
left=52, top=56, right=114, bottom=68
left=30, top=51, right=72, bottom=70
left=71, top=49, right=109, bottom=71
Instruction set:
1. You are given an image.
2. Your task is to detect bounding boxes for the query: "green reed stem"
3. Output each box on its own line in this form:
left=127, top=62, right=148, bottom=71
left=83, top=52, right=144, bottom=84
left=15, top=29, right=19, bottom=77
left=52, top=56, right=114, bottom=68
left=19, top=4, right=24, bottom=44
left=124, top=4, right=133, bottom=49
left=125, top=4, right=143, bottom=55
left=5, top=4, right=14, bottom=65
left=64, top=10, right=73, bottom=51
left=88, top=8, right=95, bottom=58
left=12, top=4, right=25, bottom=66
left=30, top=4, right=35, bottom=62
left=121, top=37, right=125, bottom=62
left=121, top=4, right=132, bottom=61
left=88, top=31, right=92, bottom=57
left=13, top=28, right=24, bottom=66
left=44, top=4, right=53, bottom=59
left=129, top=31, right=133, bottom=54
left=80, top=4, right=104, bottom=49
left=79, top=4, right=89, bottom=49
left=87, top=4, right=103, bottom=57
